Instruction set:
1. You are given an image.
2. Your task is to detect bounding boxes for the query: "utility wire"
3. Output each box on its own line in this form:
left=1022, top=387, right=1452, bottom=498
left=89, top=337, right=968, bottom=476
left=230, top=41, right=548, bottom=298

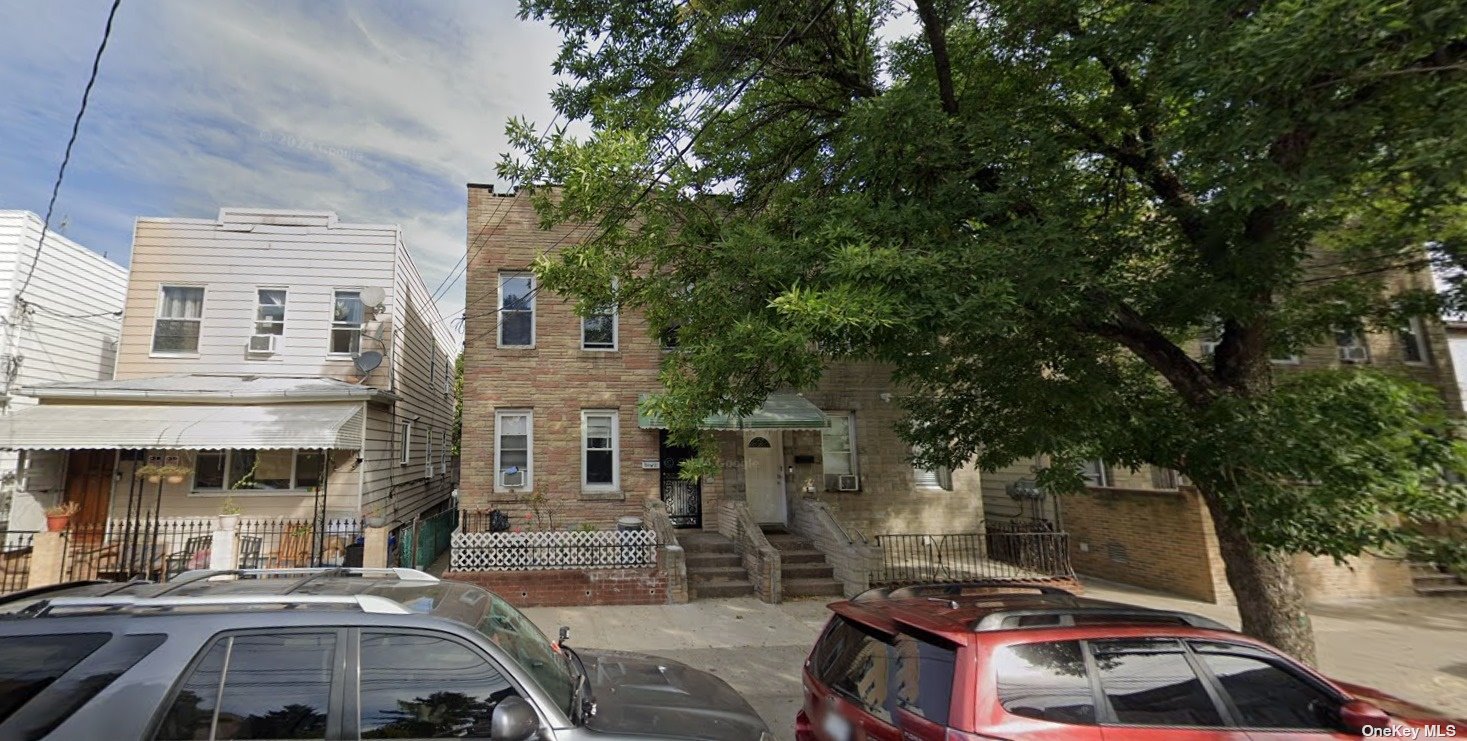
left=15, top=0, right=123, bottom=302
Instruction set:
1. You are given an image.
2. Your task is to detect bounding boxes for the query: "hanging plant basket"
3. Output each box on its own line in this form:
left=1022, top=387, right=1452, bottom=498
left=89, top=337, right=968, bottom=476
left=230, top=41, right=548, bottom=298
left=136, top=464, right=192, bottom=485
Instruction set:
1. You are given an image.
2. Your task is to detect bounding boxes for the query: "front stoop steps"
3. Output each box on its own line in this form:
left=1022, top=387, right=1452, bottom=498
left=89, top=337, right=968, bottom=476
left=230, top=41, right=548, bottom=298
left=681, top=531, right=755, bottom=599
left=1410, top=561, right=1467, bottom=597
left=762, top=526, right=845, bottom=599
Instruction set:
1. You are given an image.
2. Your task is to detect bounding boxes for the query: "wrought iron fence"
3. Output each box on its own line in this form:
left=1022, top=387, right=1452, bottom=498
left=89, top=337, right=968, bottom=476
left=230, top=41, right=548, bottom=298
left=872, top=523, right=1074, bottom=586
left=63, top=516, right=214, bottom=583
left=1, top=530, right=36, bottom=594
left=451, top=529, right=657, bottom=571
left=399, top=504, right=458, bottom=571
left=236, top=517, right=361, bottom=572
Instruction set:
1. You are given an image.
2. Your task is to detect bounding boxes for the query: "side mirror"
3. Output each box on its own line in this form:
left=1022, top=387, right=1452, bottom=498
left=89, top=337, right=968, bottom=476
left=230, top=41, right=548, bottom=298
left=491, top=696, right=541, bottom=741
left=1337, top=699, right=1392, bottom=734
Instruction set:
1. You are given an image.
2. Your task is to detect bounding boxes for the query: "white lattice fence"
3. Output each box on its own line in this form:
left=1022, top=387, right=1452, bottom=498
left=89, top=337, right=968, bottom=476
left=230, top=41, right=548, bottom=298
left=451, top=529, right=657, bottom=571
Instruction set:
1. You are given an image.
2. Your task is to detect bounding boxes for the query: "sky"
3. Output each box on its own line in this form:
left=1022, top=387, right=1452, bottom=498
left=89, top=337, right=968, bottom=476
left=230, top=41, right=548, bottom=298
left=0, top=0, right=567, bottom=333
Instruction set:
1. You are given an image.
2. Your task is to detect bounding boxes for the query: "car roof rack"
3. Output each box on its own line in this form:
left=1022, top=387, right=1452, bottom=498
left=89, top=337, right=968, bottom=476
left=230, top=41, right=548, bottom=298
left=0, top=579, right=112, bottom=606
left=973, top=607, right=1232, bottom=632
left=18, top=594, right=414, bottom=617
left=165, top=566, right=439, bottom=593
left=853, top=581, right=1078, bottom=604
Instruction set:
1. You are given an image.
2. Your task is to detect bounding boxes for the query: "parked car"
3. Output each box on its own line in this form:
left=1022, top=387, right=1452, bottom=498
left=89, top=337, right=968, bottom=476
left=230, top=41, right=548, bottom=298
left=0, top=567, right=773, bottom=740
left=797, top=582, right=1461, bottom=740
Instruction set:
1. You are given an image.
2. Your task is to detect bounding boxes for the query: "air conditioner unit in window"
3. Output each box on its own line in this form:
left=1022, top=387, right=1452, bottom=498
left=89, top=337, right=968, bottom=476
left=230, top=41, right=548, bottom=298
left=836, top=474, right=860, bottom=491
left=247, top=334, right=278, bottom=354
left=1200, top=340, right=1220, bottom=356
left=501, top=469, right=525, bottom=488
left=1338, top=345, right=1369, bottom=363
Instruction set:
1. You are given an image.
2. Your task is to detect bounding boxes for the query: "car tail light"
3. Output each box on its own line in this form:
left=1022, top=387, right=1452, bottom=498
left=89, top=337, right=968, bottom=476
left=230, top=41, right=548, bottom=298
left=795, top=709, right=816, bottom=741
left=945, top=730, right=1014, bottom=741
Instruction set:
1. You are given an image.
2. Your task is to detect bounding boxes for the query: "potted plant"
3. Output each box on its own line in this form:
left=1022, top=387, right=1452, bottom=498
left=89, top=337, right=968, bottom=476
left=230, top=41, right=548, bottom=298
left=363, top=507, right=386, bottom=529
left=136, top=464, right=191, bottom=484
left=44, top=501, right=80, bottom=531
left=218, top=496, right=241, bottom=531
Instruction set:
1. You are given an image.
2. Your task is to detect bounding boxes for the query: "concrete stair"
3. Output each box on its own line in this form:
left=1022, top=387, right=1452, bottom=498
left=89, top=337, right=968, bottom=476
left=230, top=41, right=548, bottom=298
left=763, top=527, right=845, bottom=599
left=1410, top=561, right=1467, bottom=597
left=681, top=531, right=754, bottom=599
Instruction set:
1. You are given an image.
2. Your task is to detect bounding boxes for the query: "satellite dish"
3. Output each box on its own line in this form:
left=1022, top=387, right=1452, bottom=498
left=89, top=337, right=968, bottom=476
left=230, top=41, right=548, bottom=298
left=359, top=286, right=386, bottom=308
left=353, top=351, right=383, bottom=375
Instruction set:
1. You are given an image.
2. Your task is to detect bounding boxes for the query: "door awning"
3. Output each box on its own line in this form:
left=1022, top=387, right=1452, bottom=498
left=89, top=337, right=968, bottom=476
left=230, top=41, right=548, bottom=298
left=0, top=403, right=366, bottom=450
left=637, top=392, right=829, bottom=431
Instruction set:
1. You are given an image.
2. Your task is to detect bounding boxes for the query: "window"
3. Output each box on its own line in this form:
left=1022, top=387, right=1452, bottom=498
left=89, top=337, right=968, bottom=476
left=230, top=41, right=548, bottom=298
left=1091, top=638, right=1223, bottom=727
left=153, top=286, right=205, bottom=354
left=582, top=410, right=619, bottom=490
left=499, top=273, right=535, bottom=346
left=400, top=420, right=413, bottom=466
left=0, top=633, right=110, bottom=724
left=156, top=632, right=336, bottom=740
left=994, top=641, right=1097, bottom=725
left=192, top=450, right=325, bottom=492
left=892, top=634, right=956, bottom=726
left=1400, top=317, right=1429, bottom=364
left=822, top=413, right=857, bottom=476
left=475, top=594, right=575, bottom=714
left=1190, top=641, right=1337, bottom=730
left=358, top=632, right=517, bottom=739
left=911, top=445, right=952, bottom=491
left=1150, top=467, right=1181, bottom=490
left=331, top=290, right=364, bottom=355
left=255, top=289, right=286, bottom=336
left=1080, top=459, right=1110, bottom=487
left=440, top=430, right=449, bottom=475
left=1335, top=329, right=1369, bottom=363
left=581, top=301, right=617, bottom=350
left=429, top=351, right=436, bottom=390
left=425, top=426, right=434, bottom=479
left=442, top=353, right=452, bottom=394
left=809, top=617, right=896, bottom=724
left=495, top=410, right=531, bottom=489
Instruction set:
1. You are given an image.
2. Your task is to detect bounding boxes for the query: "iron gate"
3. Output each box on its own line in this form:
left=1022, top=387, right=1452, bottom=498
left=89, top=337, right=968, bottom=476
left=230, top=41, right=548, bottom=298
left=659, top=432, right=701, bottom=528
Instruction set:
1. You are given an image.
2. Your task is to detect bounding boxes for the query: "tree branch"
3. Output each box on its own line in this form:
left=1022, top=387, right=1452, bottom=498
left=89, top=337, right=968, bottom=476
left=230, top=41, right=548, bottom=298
left=914, top=0, right=959, bottom=116
left=1075, top=293, right=1219, bottom=406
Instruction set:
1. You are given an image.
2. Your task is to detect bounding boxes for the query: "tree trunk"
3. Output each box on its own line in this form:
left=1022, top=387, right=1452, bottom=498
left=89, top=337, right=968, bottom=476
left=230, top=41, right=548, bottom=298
left=1200, top=486, right=1318, bottom=665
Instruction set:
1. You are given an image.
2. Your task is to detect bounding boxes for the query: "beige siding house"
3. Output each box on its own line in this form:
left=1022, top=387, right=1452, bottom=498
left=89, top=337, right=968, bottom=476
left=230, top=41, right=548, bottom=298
left=0, top=211, right=128, bottom=532
left=0, top=208, right=458, bottom=536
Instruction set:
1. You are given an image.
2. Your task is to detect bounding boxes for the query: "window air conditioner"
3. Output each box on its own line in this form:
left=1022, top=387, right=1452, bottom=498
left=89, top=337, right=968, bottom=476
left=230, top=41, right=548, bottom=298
left=836, top=474, right=860, bottom=492
left=247, top=334, right=278, bottom=354
left=1338, top=345, right=1369, bottom=363
left=501, top=469, right=525, bottom=488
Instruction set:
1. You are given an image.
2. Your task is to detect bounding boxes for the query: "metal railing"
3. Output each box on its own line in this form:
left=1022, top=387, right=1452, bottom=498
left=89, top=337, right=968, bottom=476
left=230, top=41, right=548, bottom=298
left=872, top=523, right=1074, bottom=586
left=1, top=530, right=37, bottom=594
left=63, top=517, right=215, bottom=584
left=400, top=504, right=458, bottom=571
left=236, top=517, right=361, bottom=571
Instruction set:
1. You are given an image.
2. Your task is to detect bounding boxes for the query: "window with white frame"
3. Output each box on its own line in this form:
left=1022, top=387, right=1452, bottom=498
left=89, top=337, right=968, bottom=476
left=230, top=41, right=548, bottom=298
left=822, top=413, right=857, bottom=476
left=442, top=353, right=452, bottom=394
left=153, top=285, right=205, bottom=354
left=1335, top=328, right=1369, bottom=363
left=495, top=410, right=532, bottom=488
left=255, top=289, right=286, bottom=336
left=1080, top=459, right=1110, bottom=487
left=499, top=274, right=535, bottom=346
left=193, top=449, right=325, bottom=491
left=1150, top=466, right=1182, bottom=490
left=439, top=430, right=449, bottom=475
left=582, top=410, right=619, bottom=489
left=429, top=351, right=437, bottom=391
left=425, top=425, right=434, bottom=478
left=1400, top=317, right=1429, bottom=364
left=399, top=420, right=413, bottom=466
left=912, top=445, right=942, bottom=489
left=581, top=301, right=617, bottom=350
left=331, top=290, right=364, bottom=354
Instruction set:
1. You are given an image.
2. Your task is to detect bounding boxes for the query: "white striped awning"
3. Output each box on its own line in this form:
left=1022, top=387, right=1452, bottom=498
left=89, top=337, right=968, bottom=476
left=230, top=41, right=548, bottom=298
left=0, top=403, right=365, bottom=450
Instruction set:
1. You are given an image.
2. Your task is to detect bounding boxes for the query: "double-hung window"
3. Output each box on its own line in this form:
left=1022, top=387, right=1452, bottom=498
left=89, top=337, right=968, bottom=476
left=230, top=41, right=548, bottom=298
left=1081, top=459, right=1111, bottom=487
left=496, top=410, right=532, bottom=489
left=440, top=430, right=449, bottom=475
left=1400, top=317, right=1429, bottom=364
left=399, top=420, right=413, bottom=466
left=499, top=274, right=535, bottom=347
left=429, top=351, right=437, bottom=391
left=193, top=450, right=325, bottom=491
left=425, top=426, right=434, bottom=479
left=255, top=289, right=286, bottom=336
left=581, top=301, right=617, bottom=350
left=582, top=410, right=619, bottom=490
left=331, top=290, right=364, bottom=354
left=1335, top=328, right=1369, bottom=363
left=442, top=353, right=453, bottom=394
left=153, top=285, right=205, bottom=354
left=821, top=413, right=857, bottom=477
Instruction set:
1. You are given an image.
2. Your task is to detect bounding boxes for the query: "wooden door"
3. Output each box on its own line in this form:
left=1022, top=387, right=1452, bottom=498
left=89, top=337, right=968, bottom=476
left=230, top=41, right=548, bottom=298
left=64, top=450, right=115, bottom=529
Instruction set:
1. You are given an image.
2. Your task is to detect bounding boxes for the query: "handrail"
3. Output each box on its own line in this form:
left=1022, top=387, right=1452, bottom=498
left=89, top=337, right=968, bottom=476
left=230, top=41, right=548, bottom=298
left=729, top=502, right=781, bottom=603
left=642, top=499, right=681, bottom=549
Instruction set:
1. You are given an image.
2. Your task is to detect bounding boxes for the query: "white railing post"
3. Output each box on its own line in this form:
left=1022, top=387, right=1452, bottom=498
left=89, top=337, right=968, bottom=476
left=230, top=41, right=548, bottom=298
left=208, top=517, right=237, bottom=573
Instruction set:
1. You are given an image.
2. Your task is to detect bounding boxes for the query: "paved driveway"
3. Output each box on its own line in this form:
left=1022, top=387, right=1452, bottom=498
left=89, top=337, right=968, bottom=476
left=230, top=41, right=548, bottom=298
left=522, top=581, right=1467, bottom=740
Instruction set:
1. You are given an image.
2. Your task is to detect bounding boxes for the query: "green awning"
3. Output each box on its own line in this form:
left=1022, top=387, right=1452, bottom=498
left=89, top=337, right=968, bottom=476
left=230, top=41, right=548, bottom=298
left=638, top=392, right=829, bottom=430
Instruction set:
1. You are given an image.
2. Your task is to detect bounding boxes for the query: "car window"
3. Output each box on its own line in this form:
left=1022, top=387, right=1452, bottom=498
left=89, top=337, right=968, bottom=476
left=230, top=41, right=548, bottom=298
left=5, top=633, right=166, bottom=739
left=359, top=632, right=520, bottom=739
left=810, top=617, right=897, bottom=723
left=0, top=632, right=110, bottom=723
left=156, top=632, right=337, bottom=740
left=1090, top=639, right=1223, bottom=727
left=892, top=633, right=956, bottom=726
left=994, top=640, right=1097, bottom=724
left=475, top=594, right=573, bottom=716
left=1190, top=642, right=1337, bottom=729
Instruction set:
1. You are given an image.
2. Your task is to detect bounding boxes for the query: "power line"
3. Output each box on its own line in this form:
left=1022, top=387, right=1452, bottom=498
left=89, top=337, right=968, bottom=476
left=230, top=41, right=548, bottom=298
left=15, top=0, right=123, bottom=302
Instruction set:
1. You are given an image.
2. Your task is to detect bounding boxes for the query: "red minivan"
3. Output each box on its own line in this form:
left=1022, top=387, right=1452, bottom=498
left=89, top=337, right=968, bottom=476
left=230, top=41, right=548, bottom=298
left=797, top=582, right=1461, bottom=740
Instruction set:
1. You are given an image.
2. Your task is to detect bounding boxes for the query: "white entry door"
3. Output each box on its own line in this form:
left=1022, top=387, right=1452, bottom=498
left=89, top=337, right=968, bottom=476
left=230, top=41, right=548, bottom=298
left=744, top=431, right=786, bottom=524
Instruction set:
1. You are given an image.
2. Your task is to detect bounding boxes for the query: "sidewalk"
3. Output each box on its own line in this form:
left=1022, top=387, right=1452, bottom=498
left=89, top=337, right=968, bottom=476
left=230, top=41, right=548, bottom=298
left=521, top=580, right=1467, bottom=740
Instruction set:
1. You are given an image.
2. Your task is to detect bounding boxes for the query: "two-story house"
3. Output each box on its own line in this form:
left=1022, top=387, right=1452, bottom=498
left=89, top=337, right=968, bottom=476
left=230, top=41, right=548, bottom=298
left=0, top=211, right=127, bottom=533
left=0, top=208, right=458, bottom=552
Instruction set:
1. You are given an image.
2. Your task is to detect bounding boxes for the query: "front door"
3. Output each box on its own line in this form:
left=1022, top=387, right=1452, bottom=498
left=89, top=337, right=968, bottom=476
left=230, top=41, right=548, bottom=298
left=659, top=431, right=702, bottom=529
left=63, top=450, right=115, bottom=529
left=743, top=431, right=786, bottom=524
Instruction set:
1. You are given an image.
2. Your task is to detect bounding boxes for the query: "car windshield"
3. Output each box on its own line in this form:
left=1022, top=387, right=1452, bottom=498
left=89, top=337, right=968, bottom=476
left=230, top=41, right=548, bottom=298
left=475, top=593, right=576, bottom=717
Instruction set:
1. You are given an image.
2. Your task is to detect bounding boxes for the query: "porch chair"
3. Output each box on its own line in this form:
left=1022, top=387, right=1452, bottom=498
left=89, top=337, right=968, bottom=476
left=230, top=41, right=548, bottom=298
left=163, top=535, right=213, bottom=580
left=237, top=535, right=263, bottom=569
left=269, top=530, right=314, bottom=568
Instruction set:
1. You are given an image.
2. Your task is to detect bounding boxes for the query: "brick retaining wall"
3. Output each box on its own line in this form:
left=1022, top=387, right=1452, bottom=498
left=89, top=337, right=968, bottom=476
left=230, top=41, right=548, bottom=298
left=451, top=567, right=669, bottom=607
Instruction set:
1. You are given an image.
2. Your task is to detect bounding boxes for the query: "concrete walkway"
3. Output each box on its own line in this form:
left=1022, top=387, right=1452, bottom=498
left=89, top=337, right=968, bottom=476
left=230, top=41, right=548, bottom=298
left=522, top=580, right=1467, bottom=740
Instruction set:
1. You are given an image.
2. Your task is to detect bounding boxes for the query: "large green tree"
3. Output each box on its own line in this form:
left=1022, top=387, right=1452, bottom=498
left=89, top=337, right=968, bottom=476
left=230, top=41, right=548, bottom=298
left=501, top=0, right=1467, bottom=661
